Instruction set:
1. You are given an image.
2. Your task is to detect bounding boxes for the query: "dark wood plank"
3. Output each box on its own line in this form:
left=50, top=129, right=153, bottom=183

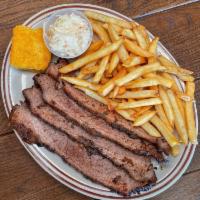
left=153, top=170, right=200, bottom=200
left=137, top=1, right=200, bottom=79
left=0, top=133, right=89, bottom=200
left=0, top=94, right=11, bottom=135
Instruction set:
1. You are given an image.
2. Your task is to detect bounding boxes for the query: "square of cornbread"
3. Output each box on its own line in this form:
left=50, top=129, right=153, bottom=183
left=10, top=25, right=51, bottom=71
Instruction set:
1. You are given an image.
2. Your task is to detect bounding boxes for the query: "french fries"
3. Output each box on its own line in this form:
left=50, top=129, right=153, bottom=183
left=117, top=98, right=162, bottom=109
left=120, top=29, right=136, bottom=40
left=115, top=90, right=158, bottom=99
left=185, top=81, right=197, bottom=144
left=59, top=40, right=122, bottom=73
left=133, top=110, right=156, bottom=126
left=158, top=55, right=194, bottom=82
left=99, top=68, right=126, bottom=96
left=93, top=55, right=110, bottom=83
left=61, top=76, right=100, bottom=91
left=85, top=10, right=132, bottom=29
left=142, top=122, right=161, bottom=137
left=155, top=104, right=172, bottom=132
left=76, top=86, right=107, bottom=104
left=83, top=40, right=104, bottom=56
left=144, top=73, right=173, bottom=88
left=107, top=52, right=120, bottom=74
left=115, top=62, right=166, bottom=86
left=91, top=21, right=110, bottom=43
left=124, top=39, right=153, bottom=57
left=123, top=56, right=146, bottom=68
left=159, top=86, right=175, bottom=127
left=57, top=10, right=196, bottom=156
left=150, top=115, right=179, bottom=147
left=107, top=24, right=129, bottom=61
left=148, top=37, right=159, bottom=54
left=134, top=26, right=148, bottom=49
left=167, top=89, right=188, bottom=144
left=116, top=109, right=136, bottom=121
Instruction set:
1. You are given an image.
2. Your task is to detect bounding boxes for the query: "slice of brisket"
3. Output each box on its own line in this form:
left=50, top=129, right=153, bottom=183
left=23, top=86, right=156, bottom=183
left=34, top=74, right=163, bottom=161
left=63, top=82, right=170, bottom=154
left=10, top=103, right=146, bottom=195
left=46, top=59, right=68, bottom=79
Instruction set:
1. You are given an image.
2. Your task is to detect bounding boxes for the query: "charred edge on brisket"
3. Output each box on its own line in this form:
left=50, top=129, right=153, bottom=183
left=10, top=104, right=147, bottom=195
left=23, top=86, right=157, bottom=183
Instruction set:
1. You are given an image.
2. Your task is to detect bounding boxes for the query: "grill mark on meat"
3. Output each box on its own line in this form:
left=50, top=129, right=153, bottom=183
left=34, top=74, right=163, bottom=161
left=23, top=86, right=157, bottom=183
left=10, top=104, right=147, bottom=196
left=63, top=82, right=170, bottom=154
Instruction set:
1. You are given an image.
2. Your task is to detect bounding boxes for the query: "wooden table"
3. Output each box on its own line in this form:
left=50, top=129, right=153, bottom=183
left=0, top=1, right=200, bottom=199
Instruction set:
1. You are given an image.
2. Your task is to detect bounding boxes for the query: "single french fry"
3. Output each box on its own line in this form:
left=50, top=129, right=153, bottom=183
left=185, top=81, right=197, bottom=144
left=133, top=27, right=148, bottom=49
left=81, top=64, right=99, bottom=75
left=102, top=23, right=123, bottom=33
left=171, top=145, right=181, bottom=157
left=107, top=24, right=129, bottom=61
left=115, top=90, right=158, bottom=99
left=124, top=39, right=153, bottom=57
left=123, top=56, right=146, bottom=68
left=176, top=97, right=185, bottom=121
left=75, top=86, right=107, bottom=104
left=142, top=122, right=161, bottom=137
left=116, top=98, right=162, bottom=109
left=107, top=52, right=120, bottom=74
left=149, top=37, right=159, bottom=54
left=159, top=86, right=175, bottom=127
left=148, top=56, right=157, bottom=64
left=150, top=115, right=179, bottom=147
left=61, top=76, right=100, bottom=91
left=155, top=104, right=172, bottom=132
left=99, top=68, right=126, bottom=96
left=158, top=55, right=193, bottom=75
left=133, top=110, right=156, bottom=126
left=118, top=86, right=126, bottom=95
left=93, top=55, right=110, bottom=83
left=126, top=74, right=172, bottom=88
left=137, top=25, right=150, bottom=47
left=144, top=73, right=173, bottom=88
left=85, top=10, right=132, bottom=28
left=59, top=40, right=122, bottom=73
left=112, top=86, right=120, bottom=98
left=158, top=56, right=194, bottom=81
left=83, top=40, right=104, bottom=56
left=161, top=72, right=181, bottom=92
left=167, top=89, right=188, bottom=144
left=115, top=62, right=166, bottom=86
left=100, top=76, right=110, bottom=84
left=116, top=109, right=136, bottom=121
left=91, top=21, right=110, bottom=43
left=165, top=69, right=194, bottom=82
left=120, top=29, right=136, bottom=40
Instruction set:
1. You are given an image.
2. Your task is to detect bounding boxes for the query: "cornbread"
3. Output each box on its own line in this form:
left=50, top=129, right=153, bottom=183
left=10, top=25, right=51, bottom=71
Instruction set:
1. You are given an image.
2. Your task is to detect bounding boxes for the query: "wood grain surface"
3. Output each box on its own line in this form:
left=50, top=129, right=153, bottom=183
left=0, top=1, right=199, bottom=200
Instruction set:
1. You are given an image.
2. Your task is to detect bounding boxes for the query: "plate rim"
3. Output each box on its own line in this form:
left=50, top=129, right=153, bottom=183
left=1, top=3, right=198, bottom=200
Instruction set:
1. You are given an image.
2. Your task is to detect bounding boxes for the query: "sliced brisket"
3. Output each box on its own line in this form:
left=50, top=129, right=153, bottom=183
left=34, top=74, right=163, bottom=161
left=63, top=82, right=170, bottom=154
left=23, top=86, right=156, bottom=183
left=10, top=104, right=146, bottom=195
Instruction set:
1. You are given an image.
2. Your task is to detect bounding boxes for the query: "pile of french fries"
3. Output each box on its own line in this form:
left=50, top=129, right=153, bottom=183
left=59, top=11, right=197, bottom=156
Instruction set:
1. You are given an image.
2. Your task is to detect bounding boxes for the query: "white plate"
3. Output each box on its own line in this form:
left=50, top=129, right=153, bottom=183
left=1, top=4, right=198, bottom=200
